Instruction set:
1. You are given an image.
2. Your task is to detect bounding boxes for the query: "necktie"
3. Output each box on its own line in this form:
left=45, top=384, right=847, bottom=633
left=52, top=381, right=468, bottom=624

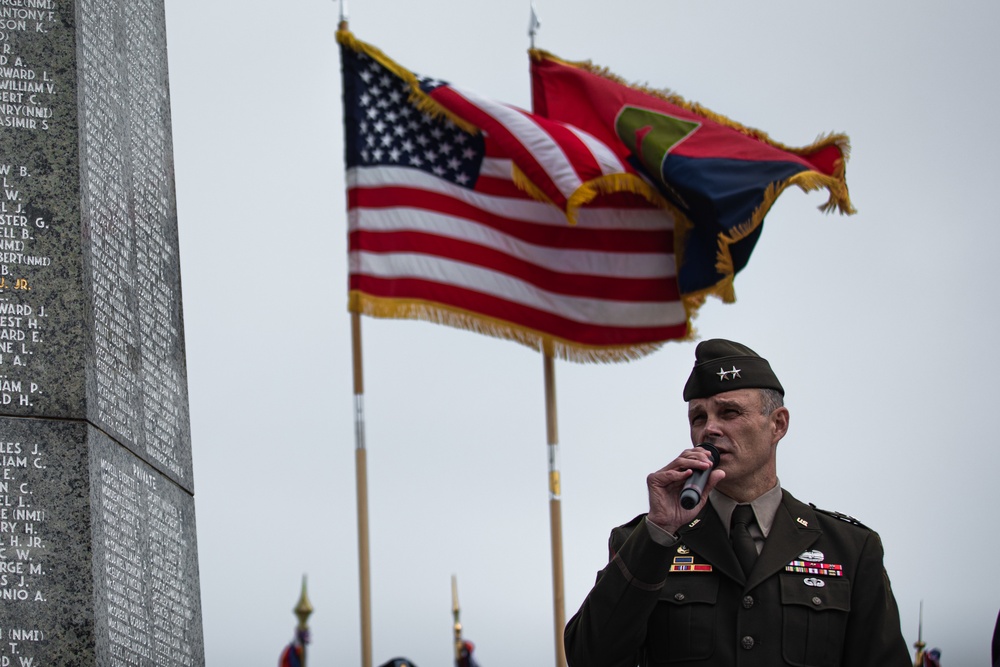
left=730, top=504, right=758, bottom=577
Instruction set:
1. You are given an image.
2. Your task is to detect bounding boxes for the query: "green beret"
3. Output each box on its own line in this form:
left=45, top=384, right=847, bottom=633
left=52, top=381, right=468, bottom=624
left=682, top=339, right=784, bottom=401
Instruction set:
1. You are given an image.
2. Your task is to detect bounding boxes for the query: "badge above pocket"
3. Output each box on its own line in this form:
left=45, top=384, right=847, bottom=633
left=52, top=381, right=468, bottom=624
left=779, top=574, right=850, bottom=612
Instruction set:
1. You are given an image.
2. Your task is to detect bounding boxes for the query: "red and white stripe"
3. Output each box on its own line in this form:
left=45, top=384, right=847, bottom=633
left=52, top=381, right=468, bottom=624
left=429, top=84, right=633, bottom=211
left=347, top=145, right=688, bottom=352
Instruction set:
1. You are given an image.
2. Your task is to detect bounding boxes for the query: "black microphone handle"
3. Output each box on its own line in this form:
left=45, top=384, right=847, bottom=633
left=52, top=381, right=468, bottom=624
left=679, top=443, right=720, bottom=510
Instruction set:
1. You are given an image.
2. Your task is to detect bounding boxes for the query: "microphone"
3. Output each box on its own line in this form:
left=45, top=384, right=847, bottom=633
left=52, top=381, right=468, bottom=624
left=679, top=443, right=720, bottom=510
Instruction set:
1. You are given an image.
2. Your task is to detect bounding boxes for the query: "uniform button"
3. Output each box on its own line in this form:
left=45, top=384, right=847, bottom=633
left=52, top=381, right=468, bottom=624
left=741, top=636, right=755, bottom=650
left=674, top=593, right=685, bottom=601
left=812, top=596, right=822, bottom=606
left=742, top=595, right=754, bottom=609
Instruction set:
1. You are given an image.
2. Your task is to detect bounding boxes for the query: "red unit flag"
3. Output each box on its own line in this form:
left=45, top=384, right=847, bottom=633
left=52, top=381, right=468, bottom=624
left=531, top=50, right=854, bottom=302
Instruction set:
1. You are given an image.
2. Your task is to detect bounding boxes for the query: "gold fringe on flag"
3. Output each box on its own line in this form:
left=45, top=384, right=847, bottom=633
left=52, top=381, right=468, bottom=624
left=512, top=165, right=677, bottom=226
left=349, top=292, right=688, bottom=364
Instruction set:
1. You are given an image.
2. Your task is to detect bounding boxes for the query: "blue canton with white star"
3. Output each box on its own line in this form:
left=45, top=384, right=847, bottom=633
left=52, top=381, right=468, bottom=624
left=342, top=48, right=485, bottom=188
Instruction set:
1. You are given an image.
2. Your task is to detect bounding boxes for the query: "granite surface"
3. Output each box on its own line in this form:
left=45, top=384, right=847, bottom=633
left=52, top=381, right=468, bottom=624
left=0, top=417, right=204, bottom=666
left=0, top=0, right=203, bottom=663
left=0, top=0, right=192, bottom=490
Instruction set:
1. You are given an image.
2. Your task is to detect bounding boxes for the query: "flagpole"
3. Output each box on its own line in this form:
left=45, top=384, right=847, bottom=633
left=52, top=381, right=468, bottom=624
left=530, top=14, right=563, bottom=663
left=452, top=575, right=463, bottom=662
left=352, top=311, right=373, bottom=667
left=339, top=10, right=369, bottom=665
left=913, top=601, right=925, bottom=667
left=543, top=351, right=567, bottom=667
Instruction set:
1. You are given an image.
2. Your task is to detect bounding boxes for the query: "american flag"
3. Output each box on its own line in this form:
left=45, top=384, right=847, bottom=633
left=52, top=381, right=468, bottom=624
left=340, top=32, right=690, bottom=361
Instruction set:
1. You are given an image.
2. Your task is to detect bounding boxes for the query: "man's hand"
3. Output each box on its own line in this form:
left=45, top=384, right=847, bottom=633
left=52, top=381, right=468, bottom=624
left=646, top=447, right=725, bottom=534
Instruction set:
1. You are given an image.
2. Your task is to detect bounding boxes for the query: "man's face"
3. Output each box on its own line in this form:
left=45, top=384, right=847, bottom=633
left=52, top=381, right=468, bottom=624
left=687, top=388, right=788, bottom=497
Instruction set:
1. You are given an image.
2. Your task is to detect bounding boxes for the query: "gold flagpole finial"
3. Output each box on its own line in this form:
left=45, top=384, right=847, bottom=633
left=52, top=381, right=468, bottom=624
left=287, top=575, right=313, bottom=667
left=295, top=575, right=314, bottom=631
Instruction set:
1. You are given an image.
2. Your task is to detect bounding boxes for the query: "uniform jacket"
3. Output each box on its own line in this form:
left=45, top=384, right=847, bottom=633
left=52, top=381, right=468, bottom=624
left=564, top=490, right=909, bottom=667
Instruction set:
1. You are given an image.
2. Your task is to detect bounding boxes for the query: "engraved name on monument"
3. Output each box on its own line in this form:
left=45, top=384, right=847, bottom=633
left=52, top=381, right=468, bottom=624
left=0, top=0, right=203, bottom=664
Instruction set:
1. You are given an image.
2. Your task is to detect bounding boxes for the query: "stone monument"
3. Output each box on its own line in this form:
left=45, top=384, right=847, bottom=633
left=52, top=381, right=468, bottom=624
left=0, top=0, right=204, bottom=664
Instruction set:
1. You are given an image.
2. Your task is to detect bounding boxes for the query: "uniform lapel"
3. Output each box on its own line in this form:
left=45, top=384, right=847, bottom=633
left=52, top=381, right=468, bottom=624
left=745, top=491, right=821, bottom=591
left=677, top=505, right=745, bottom=584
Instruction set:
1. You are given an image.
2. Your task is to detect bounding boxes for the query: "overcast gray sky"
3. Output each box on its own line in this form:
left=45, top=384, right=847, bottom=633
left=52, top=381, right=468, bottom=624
left=162, top=1, right=1000, bottom=665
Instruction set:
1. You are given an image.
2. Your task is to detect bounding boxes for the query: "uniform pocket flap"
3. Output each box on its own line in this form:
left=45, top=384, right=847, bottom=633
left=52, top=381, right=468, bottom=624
left=659, top=576, right=719, bottom=605
left=780, top=575, right=851, bottom=612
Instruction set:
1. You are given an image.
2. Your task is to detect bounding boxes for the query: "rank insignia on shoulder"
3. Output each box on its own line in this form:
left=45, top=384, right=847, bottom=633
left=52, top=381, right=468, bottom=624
left=670, top=555, right=712, bottom=573
left=809, top=504, right=869, bottom=529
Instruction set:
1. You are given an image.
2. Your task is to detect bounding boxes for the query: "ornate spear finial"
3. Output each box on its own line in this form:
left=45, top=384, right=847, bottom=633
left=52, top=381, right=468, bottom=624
left=295, top=575, right=314, bottom=667
left=279, top=576, right=313, bottom=667
left=528, top=0, right=541, bottom=49
left=296, top=575, right=314, bottom=630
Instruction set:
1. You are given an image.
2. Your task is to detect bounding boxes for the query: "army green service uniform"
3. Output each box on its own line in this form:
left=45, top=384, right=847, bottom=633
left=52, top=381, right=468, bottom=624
left=564, top=490, right=909, bottom=667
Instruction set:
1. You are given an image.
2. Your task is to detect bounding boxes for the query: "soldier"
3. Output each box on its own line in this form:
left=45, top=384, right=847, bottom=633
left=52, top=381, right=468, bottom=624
left=565, top=339, right=909, bottom=667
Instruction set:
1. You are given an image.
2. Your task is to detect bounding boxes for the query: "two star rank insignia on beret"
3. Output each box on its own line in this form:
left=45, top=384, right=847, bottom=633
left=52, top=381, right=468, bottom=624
left=717, top=366, right=742, bottom=381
